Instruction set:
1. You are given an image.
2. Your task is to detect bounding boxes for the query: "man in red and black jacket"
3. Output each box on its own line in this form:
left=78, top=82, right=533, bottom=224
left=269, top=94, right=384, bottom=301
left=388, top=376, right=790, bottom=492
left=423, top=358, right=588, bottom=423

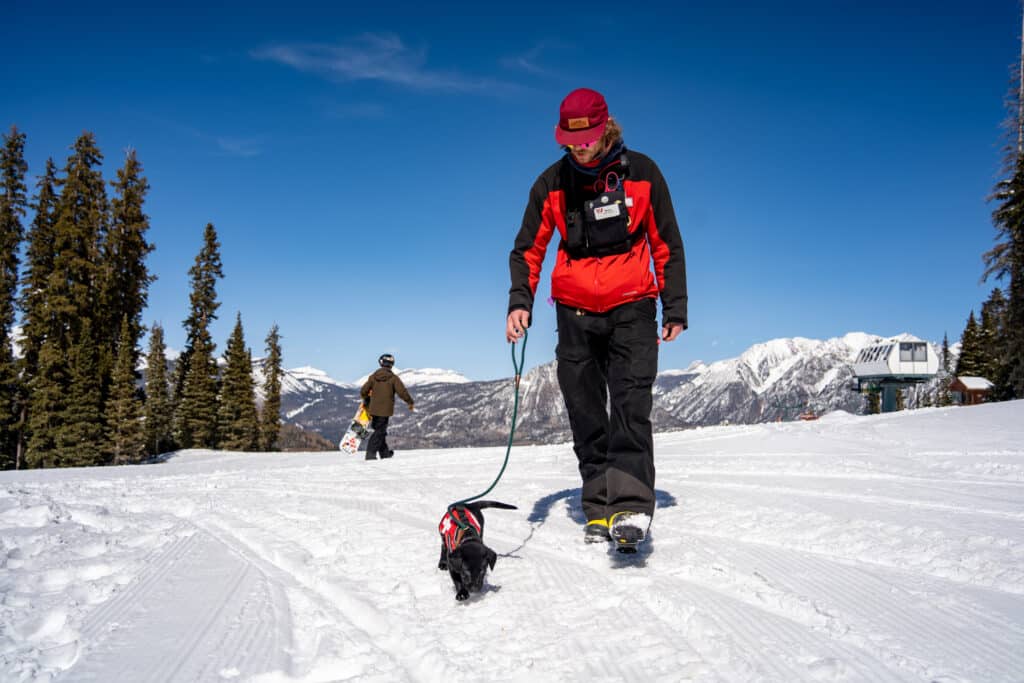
left=505, top=88, right=687, bottom=552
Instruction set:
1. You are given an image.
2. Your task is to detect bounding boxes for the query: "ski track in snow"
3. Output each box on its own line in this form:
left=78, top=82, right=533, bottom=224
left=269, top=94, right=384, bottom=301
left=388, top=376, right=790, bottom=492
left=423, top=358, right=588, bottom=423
left=0, top=402, right=1023, bottom=681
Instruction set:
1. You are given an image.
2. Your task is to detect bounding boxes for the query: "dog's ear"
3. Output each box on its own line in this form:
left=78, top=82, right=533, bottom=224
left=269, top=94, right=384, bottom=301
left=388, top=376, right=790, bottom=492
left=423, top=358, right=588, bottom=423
left=486, top=548, right=497, bottom=570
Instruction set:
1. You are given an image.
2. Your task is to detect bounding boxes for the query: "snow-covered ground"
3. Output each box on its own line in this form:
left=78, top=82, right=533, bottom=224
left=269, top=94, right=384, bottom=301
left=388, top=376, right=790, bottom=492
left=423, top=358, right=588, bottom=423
left=2, top=402, right=1023, bottom=682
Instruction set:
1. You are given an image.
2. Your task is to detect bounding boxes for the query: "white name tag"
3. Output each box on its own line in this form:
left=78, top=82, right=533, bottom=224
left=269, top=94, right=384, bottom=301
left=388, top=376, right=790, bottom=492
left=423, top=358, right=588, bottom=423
left=593, top=204, right=621, bottom=220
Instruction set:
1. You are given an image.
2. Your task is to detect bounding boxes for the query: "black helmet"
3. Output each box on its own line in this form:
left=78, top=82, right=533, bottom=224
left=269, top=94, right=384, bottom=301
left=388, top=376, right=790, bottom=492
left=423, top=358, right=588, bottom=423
left=378, top=353, right=395, bottom=368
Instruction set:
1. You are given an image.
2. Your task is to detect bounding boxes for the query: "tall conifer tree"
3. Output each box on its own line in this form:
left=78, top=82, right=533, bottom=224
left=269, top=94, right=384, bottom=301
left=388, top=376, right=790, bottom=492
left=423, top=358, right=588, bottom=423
left=937, top=332, right=954, bottom=406
left=19, top=158, right=60, bottom=383
left=955, top=311, right=986, bottom=377
left=174, top=224, right=223, bottom=448
left=143, top=323, right=173, bottom=456
left=60, top=319, right=105, bottom=467
left=25, top=337, right=67, bottom=467
left=0, top=126, right=28, bottom=467
left=26, top=134, right=109, bottom=467
left=17, top=159, right=60, bottom=468
left=983, top=12, right=1024, bottom=398
left=105, top=317, right=146, bottom=464
left=49, top=132, right=107, bottom=349
left=979, top=288, right=1010, bottom=397
left=260, top=324, right=282, bottom=451
left=178, top=324, right=219, bottom=448
left=218, top=314, right=259, bottom=451
left=100, top=150, right=154, bottom=386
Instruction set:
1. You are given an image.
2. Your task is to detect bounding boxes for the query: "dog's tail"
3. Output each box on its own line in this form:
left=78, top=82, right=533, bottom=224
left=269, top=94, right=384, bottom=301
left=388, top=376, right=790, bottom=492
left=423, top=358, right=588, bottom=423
left=473, top=500, right=518, bottom=511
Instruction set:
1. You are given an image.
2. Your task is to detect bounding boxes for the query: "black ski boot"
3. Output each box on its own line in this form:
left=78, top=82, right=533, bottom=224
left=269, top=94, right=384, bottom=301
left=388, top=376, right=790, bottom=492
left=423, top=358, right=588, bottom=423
left=584, top=519, right=610, bottom=543
left=609, top=512, right=650, bottom=554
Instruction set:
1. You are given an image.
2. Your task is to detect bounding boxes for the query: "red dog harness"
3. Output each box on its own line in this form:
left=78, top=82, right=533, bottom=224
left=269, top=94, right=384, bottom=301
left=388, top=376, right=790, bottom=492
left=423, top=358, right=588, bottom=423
left=439, top=507, right=482, bottom=552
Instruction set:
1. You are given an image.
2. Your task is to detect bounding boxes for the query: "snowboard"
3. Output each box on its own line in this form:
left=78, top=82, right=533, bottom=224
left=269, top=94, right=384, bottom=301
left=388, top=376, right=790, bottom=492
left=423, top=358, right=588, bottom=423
left=339, top=403, right=372, bottom=454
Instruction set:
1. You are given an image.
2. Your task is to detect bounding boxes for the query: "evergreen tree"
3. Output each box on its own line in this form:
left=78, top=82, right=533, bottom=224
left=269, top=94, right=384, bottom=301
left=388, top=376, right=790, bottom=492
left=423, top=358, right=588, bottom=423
left=99, top=150, right=154, bottom=387
left=25, top=337, right=68, bottom=467
left=17, top=158, right=60, bottom=467
left=937, top=332, right=954, bottom=407
left=218, top=314, right=259, bottom=451
left=26, top=134, right=109, bottom=465
left=955, top=311, right=986, bottom=377
left=143, top=323, right=173, bottom=456
left=19, top=158, right=60, bottom=381
left=259, top=324, right=282, bottom=451
left=105, top=317, right=145, bottom=464
left=178, top=324, right=219, bottom=449
left=979, top=288, right=1010, bottom=398
left=173, top=223, right=223, bottom=446
left=60, top=319, right=105, bottom=467
left=48, top=133, right=108, bottom=350
left=982, top=26, right=1024, bottom=398
left=0, top=126, right=28, bottom=468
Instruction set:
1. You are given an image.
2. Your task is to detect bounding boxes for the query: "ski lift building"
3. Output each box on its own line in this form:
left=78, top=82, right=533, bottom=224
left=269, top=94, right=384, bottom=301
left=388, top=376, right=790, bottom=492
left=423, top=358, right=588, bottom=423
left=851, top=339, right=938, bottom=412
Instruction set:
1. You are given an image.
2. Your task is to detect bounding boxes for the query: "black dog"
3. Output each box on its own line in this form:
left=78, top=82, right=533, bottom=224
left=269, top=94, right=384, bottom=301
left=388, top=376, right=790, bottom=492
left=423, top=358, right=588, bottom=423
left=438, top=501, right=517, bottom=601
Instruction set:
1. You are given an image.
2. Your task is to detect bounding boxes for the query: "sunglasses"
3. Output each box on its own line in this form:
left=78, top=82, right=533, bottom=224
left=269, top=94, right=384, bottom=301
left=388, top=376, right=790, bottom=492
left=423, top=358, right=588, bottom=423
left=566, top=138, right=602, bottom=152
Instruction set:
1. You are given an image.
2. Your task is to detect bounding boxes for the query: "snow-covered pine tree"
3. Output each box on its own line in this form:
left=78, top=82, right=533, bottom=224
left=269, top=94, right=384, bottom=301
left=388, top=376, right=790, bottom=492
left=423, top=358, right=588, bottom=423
left=218, top=313, right=259, bottom=451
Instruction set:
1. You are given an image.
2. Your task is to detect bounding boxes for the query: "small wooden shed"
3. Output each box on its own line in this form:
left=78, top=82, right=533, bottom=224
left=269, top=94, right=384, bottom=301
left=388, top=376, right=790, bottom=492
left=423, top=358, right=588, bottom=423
left=949, top=376, right=993, bottom=405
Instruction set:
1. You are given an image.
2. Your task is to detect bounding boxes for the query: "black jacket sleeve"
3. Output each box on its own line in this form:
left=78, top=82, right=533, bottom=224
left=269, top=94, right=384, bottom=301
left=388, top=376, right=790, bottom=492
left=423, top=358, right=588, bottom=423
left=508, top=171, right=554, bottom=316
left=646, top=158, right=688, bottom=328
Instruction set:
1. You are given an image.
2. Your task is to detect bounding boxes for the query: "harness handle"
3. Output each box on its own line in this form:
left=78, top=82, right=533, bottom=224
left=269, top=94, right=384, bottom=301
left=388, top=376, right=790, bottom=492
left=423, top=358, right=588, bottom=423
left=447, top=330, right=528, bottom=528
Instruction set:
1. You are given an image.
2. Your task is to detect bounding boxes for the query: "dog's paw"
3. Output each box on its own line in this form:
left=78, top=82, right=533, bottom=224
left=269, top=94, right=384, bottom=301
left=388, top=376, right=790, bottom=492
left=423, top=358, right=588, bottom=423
left=438, top=561, right=448, bottom=570
left=456, top=589, right=469, bottom=601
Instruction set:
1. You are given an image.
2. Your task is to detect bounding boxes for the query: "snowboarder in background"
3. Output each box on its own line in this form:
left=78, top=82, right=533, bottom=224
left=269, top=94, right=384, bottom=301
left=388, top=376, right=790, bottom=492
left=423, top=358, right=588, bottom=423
left=360, top=354, right=415, bottom=461
left=505, top=88, right=687, bottom=552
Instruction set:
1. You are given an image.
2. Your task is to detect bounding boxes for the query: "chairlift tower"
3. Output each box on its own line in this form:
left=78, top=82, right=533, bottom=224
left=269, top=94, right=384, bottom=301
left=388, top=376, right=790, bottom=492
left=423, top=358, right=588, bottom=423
left=851, top=339, right=939, bottom=413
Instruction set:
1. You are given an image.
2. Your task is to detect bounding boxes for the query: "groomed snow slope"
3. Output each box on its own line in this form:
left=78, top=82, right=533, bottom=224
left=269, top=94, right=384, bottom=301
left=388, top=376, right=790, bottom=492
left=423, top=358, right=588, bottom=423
left=2, top=401, right=1022, bottom=682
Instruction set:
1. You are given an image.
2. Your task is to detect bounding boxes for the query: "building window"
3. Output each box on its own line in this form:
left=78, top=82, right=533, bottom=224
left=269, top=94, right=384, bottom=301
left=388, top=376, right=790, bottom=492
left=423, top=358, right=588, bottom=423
left=899, top=342, right=927, bottom=362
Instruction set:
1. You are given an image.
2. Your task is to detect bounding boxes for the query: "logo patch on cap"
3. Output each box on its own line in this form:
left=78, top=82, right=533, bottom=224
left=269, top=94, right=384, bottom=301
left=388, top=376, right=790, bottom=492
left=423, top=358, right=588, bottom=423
left=568, top=117, right=590, bottom=130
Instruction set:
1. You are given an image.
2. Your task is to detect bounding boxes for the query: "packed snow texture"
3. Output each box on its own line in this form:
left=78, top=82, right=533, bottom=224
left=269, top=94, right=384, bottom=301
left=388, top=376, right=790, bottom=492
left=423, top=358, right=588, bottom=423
left=1, top=401, right=1022, bottom=682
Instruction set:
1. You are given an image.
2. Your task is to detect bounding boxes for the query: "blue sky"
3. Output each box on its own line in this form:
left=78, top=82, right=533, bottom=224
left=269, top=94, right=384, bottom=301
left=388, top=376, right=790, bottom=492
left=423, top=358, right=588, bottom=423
left=2, top=1, right=1019, bottom=382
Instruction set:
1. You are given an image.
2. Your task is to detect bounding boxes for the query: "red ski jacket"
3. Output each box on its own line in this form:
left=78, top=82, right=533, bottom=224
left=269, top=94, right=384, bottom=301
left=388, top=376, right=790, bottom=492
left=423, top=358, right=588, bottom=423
left=508, top=149, right=687, bottom=326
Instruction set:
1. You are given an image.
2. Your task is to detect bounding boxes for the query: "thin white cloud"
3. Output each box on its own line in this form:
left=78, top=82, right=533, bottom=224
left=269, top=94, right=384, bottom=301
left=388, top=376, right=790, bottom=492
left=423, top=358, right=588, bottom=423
left=501, top=40, right=574, bottom=80
left=145, top=116, right=266, bottom=158
left=253, top=33, right=519, bottom=94
left=214, top=136, right=265, bottom=158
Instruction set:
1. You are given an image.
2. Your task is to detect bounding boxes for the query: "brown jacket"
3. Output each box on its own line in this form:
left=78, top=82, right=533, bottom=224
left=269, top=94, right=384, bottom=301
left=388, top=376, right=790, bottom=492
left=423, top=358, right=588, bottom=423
left=360, top=368, right=414, bottom=417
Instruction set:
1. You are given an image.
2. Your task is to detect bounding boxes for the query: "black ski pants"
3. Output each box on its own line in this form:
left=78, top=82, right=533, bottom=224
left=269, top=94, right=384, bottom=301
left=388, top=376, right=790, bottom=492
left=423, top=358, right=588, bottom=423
left=555, top=298, right=659, bottom=522
left=365, top=416, right=390, bottom=459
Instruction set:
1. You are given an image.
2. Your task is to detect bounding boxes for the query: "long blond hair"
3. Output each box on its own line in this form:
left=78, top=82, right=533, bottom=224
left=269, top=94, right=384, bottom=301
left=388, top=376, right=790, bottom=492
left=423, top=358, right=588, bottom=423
left=601, top=117, right=623, bottom=147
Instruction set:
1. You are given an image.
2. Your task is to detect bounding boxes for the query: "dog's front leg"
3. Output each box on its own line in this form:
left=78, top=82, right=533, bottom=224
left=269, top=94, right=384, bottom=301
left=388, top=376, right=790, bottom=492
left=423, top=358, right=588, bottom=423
left=454, top=576, right=470, bottom=601
left=438, top=544, right=448, bottom=571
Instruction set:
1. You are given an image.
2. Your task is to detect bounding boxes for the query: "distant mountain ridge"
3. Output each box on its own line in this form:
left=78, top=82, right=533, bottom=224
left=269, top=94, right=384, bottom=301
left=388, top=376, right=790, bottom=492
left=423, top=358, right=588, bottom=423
left=278, top=332, right=952, bottom=449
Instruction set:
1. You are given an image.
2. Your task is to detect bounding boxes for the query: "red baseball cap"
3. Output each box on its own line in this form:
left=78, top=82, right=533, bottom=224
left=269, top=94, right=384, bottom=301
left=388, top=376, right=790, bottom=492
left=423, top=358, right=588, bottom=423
left=554, top=88, right=608, bottom=146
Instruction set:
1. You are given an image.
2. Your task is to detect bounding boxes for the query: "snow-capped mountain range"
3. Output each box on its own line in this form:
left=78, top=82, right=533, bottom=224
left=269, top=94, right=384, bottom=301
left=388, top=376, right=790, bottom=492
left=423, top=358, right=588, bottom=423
left=278, top=332, right=953, bottom=449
